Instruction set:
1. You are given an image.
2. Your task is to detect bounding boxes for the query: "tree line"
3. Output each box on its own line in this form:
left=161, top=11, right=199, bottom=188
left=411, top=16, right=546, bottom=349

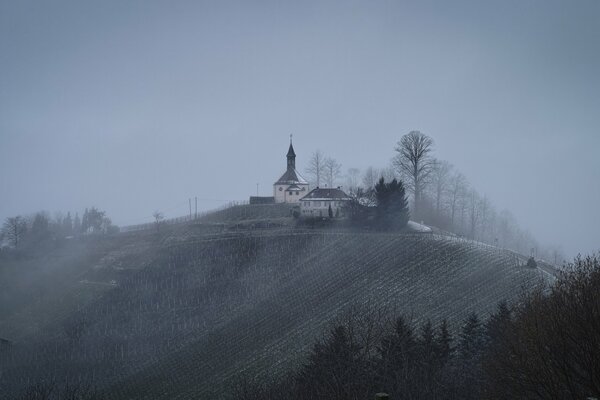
left=234, top=254, right=600, bottom=400
left=303, top=131, right=563, bottom=263
left=0, top=207, right=117, bottom=250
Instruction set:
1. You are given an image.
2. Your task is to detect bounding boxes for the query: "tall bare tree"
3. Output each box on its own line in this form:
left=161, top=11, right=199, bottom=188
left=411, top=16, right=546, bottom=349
left=393, top=131, right=434, bottom=217
left=362, top=166, right=380, bottom=189
left=468, top=189, right=480, bottom=240
left=323, top=157, right=342, bottom=188
left=447, top=172, right=468, bottom=230
left=2, top=216, right=27, bottom=248
left=345, top=168, right=360, bottom=191
left=153, top=211, right=165, bottom=232
left=305, top=150, right=325, bottom=187
left=478, top=195, right=491, bottom=243
left=430, top=159, right=453, bottom=216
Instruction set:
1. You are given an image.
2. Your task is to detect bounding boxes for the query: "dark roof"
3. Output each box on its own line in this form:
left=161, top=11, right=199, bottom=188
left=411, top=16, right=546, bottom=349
left=275, top=168, right=308, bottom=185
left=300, top=187, right=350, bottom=200
left=287, top=143, right=296, bottom=157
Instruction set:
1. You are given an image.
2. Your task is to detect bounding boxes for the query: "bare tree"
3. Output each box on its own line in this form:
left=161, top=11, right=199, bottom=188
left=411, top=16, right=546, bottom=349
left=497, top=209, right=516, bottom=249
left=484, top=255, right=600, bottom=400
left=478, top=195, right=491, bottom=243
left=380, top=166, right=396, bottom=183
left=305, top=150, right=325, bottom=187
left=2, top=216, right=27, bottom=248
left=430, top=159, right=453, bottom=216
left=323, top=157, right=342, bottom=188
left=362, top=166, right=380, bottom=190
left=345, top=168, right=360, bottom=191
left=153, top=211, right=165, bottom=232
left=468, top=189, right=480, bottom=240
left=393, top=131, right=434, bottom=217
left=447, top=172, right=468, bottom=230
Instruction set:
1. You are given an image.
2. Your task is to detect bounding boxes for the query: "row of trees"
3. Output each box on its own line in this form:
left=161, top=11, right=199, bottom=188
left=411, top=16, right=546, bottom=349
left=0, top=207, right=117, bottom=249
left=391, top=132, right=561, bottom=261
left=235, top=254, right=600, bottom=400
left=304, top=150, right=343, bottom=188
left=303, top=131, right=562, bottom=262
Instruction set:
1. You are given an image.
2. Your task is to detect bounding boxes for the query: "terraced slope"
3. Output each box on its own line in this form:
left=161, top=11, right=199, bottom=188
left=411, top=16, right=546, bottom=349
left=0, top=225, right=553, bottom=399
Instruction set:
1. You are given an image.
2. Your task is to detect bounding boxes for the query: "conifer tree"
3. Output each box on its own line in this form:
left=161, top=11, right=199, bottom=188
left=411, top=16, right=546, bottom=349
left=81, top=208, right=89, bottom=233
left=484, top=301, right=512, bottom=346
left=435, top=319, right=454, bottom=364
left=63, top=212, right=73, bottom=235
left=457, top=312, right=485, bottom=399
left=73, top=213, right=81, bottom=235
left=374, top=177, right=410, bottom=230
left=459, top=312, right=484, bottom=360
left=297, top=325, right=362, bottom=399
left=377, top=316, right=417, bottom=397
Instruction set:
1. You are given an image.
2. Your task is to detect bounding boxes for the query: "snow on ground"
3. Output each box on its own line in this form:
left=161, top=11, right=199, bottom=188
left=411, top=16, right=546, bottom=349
left=407, top=221, right=432, bottom=233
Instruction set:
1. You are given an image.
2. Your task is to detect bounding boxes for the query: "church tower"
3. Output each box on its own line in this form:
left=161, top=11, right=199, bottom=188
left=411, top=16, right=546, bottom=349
left=287, top=141, right=296, bottom=170
left=273, top=136, right=309, bottom=203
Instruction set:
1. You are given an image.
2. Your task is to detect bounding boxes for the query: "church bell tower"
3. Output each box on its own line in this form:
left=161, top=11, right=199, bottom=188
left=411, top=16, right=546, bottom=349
left=287, top=135, right=296, bottom=170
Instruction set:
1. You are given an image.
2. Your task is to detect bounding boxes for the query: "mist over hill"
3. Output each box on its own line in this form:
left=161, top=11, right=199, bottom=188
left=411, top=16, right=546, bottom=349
left=0, top=205, right=555, bottom=399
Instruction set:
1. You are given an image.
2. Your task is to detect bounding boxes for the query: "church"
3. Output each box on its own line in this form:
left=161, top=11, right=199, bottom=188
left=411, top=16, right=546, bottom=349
left=273, top=138, right=309, bottom=203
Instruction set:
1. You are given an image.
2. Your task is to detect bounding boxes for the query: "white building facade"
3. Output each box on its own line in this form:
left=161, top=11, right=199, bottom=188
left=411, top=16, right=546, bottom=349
left=299, top=187, right=351, bottom=217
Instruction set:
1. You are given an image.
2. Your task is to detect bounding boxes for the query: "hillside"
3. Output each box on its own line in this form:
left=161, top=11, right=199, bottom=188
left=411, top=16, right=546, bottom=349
left=0, top=204, right=554, bottom=399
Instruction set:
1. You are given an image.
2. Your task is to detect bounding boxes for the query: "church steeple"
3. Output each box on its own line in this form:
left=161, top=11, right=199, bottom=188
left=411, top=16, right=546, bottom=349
left=287, top=134, right=296, bottom=170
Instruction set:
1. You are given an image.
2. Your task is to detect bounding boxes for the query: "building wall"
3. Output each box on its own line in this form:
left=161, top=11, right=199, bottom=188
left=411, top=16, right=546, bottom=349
left=300, top=199, right=348, bottom=216
left=273, top=184, right=309, bottom=203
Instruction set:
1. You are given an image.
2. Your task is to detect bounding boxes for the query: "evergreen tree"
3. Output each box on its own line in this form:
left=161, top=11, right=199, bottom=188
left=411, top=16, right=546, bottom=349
left=484, top=301, right=512, bottom=346
left=62, top=212, right=73, bottom=236
left=81, top=208, right=89, bottom=233
left=87, top=207, right=105, bottom=233
left=458, top=312, right=484, bottom=360
left=31, top=212, right=49, bottom=235
left=457, top=312, right=485, bottom=399
left=328, top=203, right=333, bottom=218
left=29, top=212, right=50, bottom=243
left=417, top=320, right=437, bottom=397
left=435, top=319, right=454, bottom=364
left=377, top=316, right=417, bottom=397
left=297, top=325, right=363, bottom=400
left=434, top=319, right=456, bottom=398
left=73, top=213, right=81, bottom=235
left=418, top=320, right=436, bottom=366
left=374, top=177, right=410, bottom=230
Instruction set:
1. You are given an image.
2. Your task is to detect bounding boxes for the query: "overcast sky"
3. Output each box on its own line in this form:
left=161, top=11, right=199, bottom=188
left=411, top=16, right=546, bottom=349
left=1, top=0, right=598, bottom=258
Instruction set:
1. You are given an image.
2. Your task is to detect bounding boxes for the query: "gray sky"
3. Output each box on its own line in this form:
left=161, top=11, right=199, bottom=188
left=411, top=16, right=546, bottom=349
left=1, top=0, right=599, bottom=258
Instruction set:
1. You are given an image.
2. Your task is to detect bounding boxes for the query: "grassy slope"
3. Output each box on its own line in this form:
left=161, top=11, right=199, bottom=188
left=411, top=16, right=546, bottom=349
left=0, top=205, right=553, bottom=399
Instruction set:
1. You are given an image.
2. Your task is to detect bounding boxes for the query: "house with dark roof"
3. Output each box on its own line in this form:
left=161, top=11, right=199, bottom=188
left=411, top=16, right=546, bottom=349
left=299, top=187, right=351, bottom=217
left=273, top=138, right=309, bottom=203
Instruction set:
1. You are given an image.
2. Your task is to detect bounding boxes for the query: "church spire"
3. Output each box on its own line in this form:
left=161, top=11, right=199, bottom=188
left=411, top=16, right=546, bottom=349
left=287, top=134, right=296, bottom=170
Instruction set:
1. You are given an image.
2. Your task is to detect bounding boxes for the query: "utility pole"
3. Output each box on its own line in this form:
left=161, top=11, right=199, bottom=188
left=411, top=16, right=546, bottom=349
left=189, top=198, right=192, bottom=220
left=195, top=197, right=197, bottom=219
left=256, top=183, right=259, bottom=196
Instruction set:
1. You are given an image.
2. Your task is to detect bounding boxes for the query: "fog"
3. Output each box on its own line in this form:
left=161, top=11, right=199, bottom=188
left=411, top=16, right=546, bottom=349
left=1, top=0, right=599, bottom=258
